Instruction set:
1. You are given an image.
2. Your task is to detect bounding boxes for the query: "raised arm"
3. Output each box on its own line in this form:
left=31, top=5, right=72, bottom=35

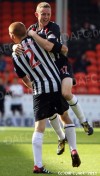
left=28, top=30, right=68, bottom=55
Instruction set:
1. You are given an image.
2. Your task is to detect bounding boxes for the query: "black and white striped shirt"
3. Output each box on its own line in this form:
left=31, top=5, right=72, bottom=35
left=12, top=37, right=61, bottom=95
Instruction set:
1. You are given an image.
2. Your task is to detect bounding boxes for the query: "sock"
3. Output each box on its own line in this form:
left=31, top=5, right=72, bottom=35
left=12, top=115, right=18, bottom=126
left=49, top=114, right=65, bottom=140
left=32, top=132, right=43, bottom=168
left=67, top=95, right=86, bottom=124
left=64, top=124, right=76, bottom=152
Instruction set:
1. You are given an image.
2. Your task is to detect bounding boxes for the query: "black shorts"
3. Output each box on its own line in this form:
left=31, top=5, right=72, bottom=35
left=55, top=56, right=76, bottom=85
left=33, top=92, right=69, bottom=121
left=11, top=104, right=23, bottom=112
left=0, top=103, right=4, bottom=114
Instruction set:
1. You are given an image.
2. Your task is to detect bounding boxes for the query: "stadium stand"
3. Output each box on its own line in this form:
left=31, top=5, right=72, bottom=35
left=68, top=0, right=100, bottom=94
left=0, top=0, right=56, bottom=93
left=0, top=0, right=100, bottom=94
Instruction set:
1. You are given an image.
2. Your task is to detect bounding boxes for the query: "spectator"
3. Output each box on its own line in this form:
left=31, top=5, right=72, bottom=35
left=0, top=78, right=6, bottom=118
left=73, top=54, right=91, bottom=73
left=9, top=77, right=24, bottom=126
left=0, top=55, right=6, bottom=72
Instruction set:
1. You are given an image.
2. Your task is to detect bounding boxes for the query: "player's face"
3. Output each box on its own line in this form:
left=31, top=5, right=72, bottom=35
left=35, top=7, right=51, bottom=27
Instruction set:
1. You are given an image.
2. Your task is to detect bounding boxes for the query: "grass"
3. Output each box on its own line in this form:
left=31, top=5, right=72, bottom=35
left=0, top=127, right=100, bottom=176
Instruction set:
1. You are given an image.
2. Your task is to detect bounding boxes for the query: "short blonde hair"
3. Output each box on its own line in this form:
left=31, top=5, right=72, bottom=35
left=9, top=22, right=26, bottom=38
left=36, top=2, right=51, bottom=12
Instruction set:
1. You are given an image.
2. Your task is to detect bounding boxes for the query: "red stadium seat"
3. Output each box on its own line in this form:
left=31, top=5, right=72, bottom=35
left=3, top=72, right=15, bottom=84
left=75, top=85, right=88, bottom=94
left=12, top=8, right=24, bottom=15
left=86, top=73, right=99, bottom=83
left=1, top=1, right=12, bottom=8
left=24, top=1, right=34, bottom=9
left=74, top=72, right=86, bottom=80
left=25, top=21, right=35, bottom=29
left=12, top=1, right=23, bottom=8
left=0, top=73, right=4, bottom=80
left=24, top=14, right=34, bottom=23
left=4, top=56, right=12, bottom=64
left=85, top=51, right=96, bottom=58
left=74, top=72, right=86, bottom=86
left=50, top=2, right=56, bottom=9
left=12, top=14, right=24, bottom=22
left=2, top=7, right=12, bottom=13
left=87, top=80, right=99, bottom=88
left=86, top=65, right=98, bottom=73
left=11, top=72, right=18, bottom=79
left=97, top=58, right=100, bottom=65
left=98, top=65, right=100, bottom=72
left=1, top=28, right=10, bottom=37
left=96, top=51, right=100, bottom=59
left=5, top=63, right=14, bottom=72
left=1, top=35, right=12, bottom=43
left=51, top=14, right=56, bottom=21
left=86, top=73, right=100, bottom=93
left=24, top=7, right=34, bottom=15
left=86, top=57, right=97, bottom=65
left=68, top=58, right=77, bottom=65
left=1, top=14, right=12, bottom=22
left=95, top=44, right=100, bottom=52
left=88, top=87, right=100, bottom=94
left=12, top=2, right=24, bottom=21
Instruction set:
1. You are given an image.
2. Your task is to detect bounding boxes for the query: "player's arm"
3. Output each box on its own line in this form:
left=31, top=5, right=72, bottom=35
left=47, top=33, right=68, bottom=56
left=28, top=30, right=68, bottom=55
left=22, top=75, right=33, bottom=89
left=12, top=56, right=33, bottom=89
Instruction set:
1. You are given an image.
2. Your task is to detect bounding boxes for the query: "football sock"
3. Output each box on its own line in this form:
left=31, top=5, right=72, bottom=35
left=49, top=115, right=65, bottom=140
left=32, top=132, right=43, bottom=168
left=67, top=95, right=86, bottom=123
left=64, top=124, right=77, bottom=151
left=12, top=115, right=18, bottom=126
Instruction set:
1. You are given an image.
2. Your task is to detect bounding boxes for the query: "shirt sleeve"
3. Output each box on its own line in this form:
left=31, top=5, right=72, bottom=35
left=46, top=22, right=61, bottom=42
left=46, top=29, right=62, bottom=53
left=45, top=22, right=63, bottom=46
left=27, top=23, right=37, bottom=33
left=13, top=57, right=26, bottom=78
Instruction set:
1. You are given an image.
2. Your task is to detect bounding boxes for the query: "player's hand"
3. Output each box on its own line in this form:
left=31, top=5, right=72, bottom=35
left=12, top=44, right=24, bottom=56
left=61, top=45, right=68, bottom=56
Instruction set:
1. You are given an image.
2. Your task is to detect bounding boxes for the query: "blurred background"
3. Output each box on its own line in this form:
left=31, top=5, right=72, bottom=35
left=0, top=0, right=100, bottom=127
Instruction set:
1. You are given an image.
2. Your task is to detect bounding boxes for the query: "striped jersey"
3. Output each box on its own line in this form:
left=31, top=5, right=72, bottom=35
left=12, top=37, right=61, bottom=95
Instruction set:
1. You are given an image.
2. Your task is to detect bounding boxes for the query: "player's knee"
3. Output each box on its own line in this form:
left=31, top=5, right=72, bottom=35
left=34, top=125, right=45, bottom=133
left=35, top=120, right=46, bottom=133
left=60, top=111, right=73, bottom=124
left=62, top=90, right=72, bottom=100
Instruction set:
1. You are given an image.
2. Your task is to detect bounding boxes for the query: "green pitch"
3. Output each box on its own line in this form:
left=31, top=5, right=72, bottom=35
left=0, top=127, right=100, bottom=176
